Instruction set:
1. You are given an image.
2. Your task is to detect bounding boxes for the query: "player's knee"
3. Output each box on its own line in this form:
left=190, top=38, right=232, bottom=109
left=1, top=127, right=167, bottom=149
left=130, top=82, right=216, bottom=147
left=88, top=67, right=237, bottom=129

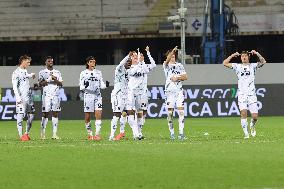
left=121, top=111, right=127, bottom=117
left=137, top=111, right=143, bottom=118
left=240, top=110, right=247, bottom=118
left=252, top=114, right=258, bottom=121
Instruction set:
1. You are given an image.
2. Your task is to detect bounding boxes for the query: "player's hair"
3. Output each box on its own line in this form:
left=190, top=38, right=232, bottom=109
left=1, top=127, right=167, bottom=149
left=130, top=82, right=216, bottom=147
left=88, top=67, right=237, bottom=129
left=241, top=51, right=250, bottom=57
left=45, top=56, right=53, bottom=61
left=85, top=56, right=96, bottom=68
left=18, top=55, right=32, bottom=65
left=165, top=49, right=177, bottom=59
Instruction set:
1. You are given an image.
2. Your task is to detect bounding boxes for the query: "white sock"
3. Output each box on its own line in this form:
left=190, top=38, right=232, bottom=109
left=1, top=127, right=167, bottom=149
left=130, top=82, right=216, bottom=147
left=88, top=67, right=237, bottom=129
left=120, top=115, right=127, bottom=133
left=241, top=118, right=248, bottom=135
left=110, top=116, right=119, bottom=138
left=167, top=111, right=174, bottom=135
left=128, top=115, right=138, bottom=138
left=178, top=111, right=185, bottom=135
left=25, top=114, right=34, bottom=134
left=137, top=117, right=144, bottom=136
left=52, top=117, right=58, bottom=136
left=41, top=117, right=48, bottom=135
left=250, top=119, right=257, bottom=128
left=16, top=113, right=24, bottom=137
left=95, top=120, right=102, bottom=136
left=85, top=122, right=93, bottom=136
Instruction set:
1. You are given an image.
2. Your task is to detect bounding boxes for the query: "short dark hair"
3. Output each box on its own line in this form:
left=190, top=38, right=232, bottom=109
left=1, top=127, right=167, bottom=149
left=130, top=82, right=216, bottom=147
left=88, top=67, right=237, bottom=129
left=45, top=56, right=53, bottom=61
left=18, top=55, right=31, bottom=65
left=165, top=49, right=177, bottom=59
left=85, top=56, right=96, bottom=68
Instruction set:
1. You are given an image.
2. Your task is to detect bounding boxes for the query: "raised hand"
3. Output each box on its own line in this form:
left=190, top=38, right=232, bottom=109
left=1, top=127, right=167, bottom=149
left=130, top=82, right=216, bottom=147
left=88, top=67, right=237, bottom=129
left=145, top=46, right=150, bottom=52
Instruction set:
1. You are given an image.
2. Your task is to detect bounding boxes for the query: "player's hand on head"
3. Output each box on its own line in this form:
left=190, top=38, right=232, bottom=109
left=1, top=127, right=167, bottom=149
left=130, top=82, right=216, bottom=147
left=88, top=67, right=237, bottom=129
left=233, top=52, right=240, bottom=57
left=250, top=50, right=257, bottom=55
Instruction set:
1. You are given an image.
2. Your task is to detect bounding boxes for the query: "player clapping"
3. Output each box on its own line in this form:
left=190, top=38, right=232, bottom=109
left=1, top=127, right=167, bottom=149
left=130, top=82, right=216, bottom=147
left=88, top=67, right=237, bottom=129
left=38, top=56, right=63, bottom=140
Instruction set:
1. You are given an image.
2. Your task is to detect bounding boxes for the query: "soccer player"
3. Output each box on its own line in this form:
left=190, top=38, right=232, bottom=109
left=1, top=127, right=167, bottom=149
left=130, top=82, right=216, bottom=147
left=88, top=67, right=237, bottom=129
left=223, top=50, right=266, bottom=138
left=38, top=56, right=63, bottom=139
left=163, top=46, right=188, bottom=140
left=79, top=56, right=109, bottom=141
left=12, top=55, right=36, bottom=141
left=109, top=53, right=132, bottom=141
left=127, top=46, right=156, bottom=140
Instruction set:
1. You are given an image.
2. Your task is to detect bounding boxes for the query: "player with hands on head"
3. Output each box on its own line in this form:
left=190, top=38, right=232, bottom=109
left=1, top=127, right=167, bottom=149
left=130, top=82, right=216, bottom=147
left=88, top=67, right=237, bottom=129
left=223, top=50, right=266, bottom=138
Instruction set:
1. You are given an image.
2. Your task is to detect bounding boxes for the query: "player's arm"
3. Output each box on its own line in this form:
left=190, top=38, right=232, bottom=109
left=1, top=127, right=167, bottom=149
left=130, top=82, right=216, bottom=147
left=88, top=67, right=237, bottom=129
left=145, top=46, right=156, bottom=71
left=12, top=72, right=21, bottom=104
left=251, top=50, right=266, bottom=67
left=38, top=71, right=48, bottom=87
left=79, top=72, right=87, bottom=91
left=117, top=54, right=130, bottom=70
left=164, top=46, right=178, bottom=65
left=171, top=64, right=188, bottom=82
left=223, top=52, right=240, bottom=68
left=99, top=72, right=109, bottom=89
left=27, top=72, right=36, bottom=79
left=51, top=72, right=63, bottom=87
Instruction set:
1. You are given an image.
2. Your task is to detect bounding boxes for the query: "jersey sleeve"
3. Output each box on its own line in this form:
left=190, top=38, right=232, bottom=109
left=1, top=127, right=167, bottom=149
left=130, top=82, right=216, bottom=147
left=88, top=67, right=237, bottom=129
left=79, top=72, right=85, bottom=91
left=146, top=51, right=156, bottom=71
left=231, top=63, right=238, bottom=71
left=12, top=71, right=21, bottom=102
left=57, top=71, right=63, bottom=82
left=38, top=71, right=44, bottom=82
left=179, top=64, right=186, bottom=75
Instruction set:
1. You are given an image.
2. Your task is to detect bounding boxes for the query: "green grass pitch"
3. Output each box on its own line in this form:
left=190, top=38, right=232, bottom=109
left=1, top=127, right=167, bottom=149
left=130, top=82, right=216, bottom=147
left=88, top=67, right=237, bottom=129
left=0, top=117, right=284, bottom=189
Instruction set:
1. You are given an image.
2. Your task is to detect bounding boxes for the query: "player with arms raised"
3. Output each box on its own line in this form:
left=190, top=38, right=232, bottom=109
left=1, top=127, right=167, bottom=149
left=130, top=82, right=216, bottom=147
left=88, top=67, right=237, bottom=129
left=223, top=50, right=266, bottom=138
left=163, top=47, right=188, bottom=140
left=12, top=55, right=36, bottom=141
left=79, top=56, right=108, bottom=141
left=38, top=56, right=63, bottom=139
left=127, top=46, right=156, bottom=139
left=109, top=53, right=131, bottom=141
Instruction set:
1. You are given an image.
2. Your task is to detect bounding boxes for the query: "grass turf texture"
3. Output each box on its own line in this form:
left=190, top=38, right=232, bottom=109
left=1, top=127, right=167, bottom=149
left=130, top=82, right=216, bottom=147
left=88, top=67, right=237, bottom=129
left=0, top=117, right=284, bottom=189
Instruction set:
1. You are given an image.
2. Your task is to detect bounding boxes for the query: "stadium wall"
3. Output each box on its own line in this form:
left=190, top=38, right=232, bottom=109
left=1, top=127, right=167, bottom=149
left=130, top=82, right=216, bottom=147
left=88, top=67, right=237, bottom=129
left=1, top=64, right=284, bottom=120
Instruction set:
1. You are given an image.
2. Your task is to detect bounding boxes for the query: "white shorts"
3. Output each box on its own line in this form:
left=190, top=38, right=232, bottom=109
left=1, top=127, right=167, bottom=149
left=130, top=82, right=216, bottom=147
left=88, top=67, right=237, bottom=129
left=165, top=90, right=184, bottom=109
left=238, top=94, right=258, bottom=113
left=127, top=90, right=147, bottom=111
left=42, top=95, right=61, bottom=112
left=16, top=98, right=35, bottom=115
left=84, top=94, right=102, bottom=112
left=111, top=92, right=127, bottom=113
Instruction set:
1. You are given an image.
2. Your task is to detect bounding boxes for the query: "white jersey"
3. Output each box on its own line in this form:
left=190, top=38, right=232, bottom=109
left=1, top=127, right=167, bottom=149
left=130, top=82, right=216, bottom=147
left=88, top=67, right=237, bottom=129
left=79, top=69, right=106, bottom=96
left=128, top=51, right=156, bottom=93
left=163, top=62, right=186, bottom=92
left=12, top=67, right=33, bottom=102
left=231, top=63, right=263, bottom=96
left=38, top=68, right=63, bottom=97
left=112, top=55, right=129, bottom=96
